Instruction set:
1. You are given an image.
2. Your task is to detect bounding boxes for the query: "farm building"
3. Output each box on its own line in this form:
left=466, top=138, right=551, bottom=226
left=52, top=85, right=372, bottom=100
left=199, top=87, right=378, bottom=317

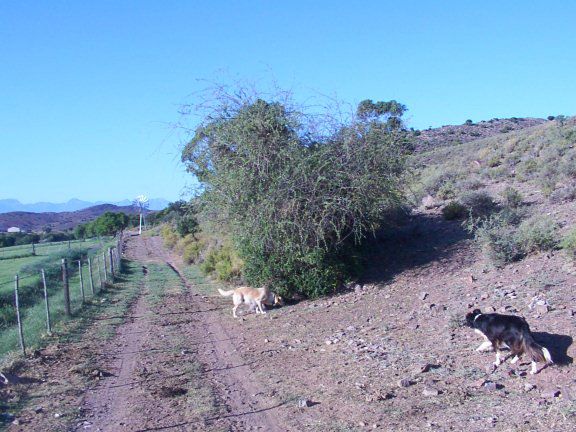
left=6, top=226, right=23, bottom=233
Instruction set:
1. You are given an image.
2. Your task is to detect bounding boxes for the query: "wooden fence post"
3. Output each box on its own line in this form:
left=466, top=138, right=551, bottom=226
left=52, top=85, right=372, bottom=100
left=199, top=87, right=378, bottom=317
left=68, top=239, right=71, bottom=250
left=88, top=257, right=95, bottom=295
left=32, top=242, right=36, bottom=256
left=14, top=275, right=26, bottom=356
left=41, top=269, right=52, bottom=334
left=62, top=258, right=71, bottom=316
left=78, top=260, right=85, bottom=303
left=109, top=248, right=115, bottom=280
left=103, top=252, right=108, bottom=281
left=96, top=255, right=103, bottom=291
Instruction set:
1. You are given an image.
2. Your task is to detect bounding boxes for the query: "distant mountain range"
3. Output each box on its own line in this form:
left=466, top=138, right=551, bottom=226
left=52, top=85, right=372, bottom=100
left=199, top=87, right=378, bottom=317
left=0, top=198, right=170, bottom=214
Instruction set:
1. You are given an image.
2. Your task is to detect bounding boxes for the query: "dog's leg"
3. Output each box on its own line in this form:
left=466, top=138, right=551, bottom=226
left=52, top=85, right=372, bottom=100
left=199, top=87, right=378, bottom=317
left=476, top=341, right=493, bottom=352
left=256, top=300, right=267, bottom=314
left=233, top=304, right=239, bottom=318
left=493, top=350, right=502, bottom=367
left=510, top=355, right=520, bottom=364
left=530, top=361, right=538, bottom=375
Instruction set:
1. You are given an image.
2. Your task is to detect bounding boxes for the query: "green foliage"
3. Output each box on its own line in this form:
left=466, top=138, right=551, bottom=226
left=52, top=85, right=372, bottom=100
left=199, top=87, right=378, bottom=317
left=176, top=212, right=199, bottom=237
left=465, top=214, right=524, bottom=267
left=437, top=182, right=457, bottom=200
left=75, top=212, right=130, bottom=238
left=199, top=243, right=242, bottom=281
left=460, top=191, right=497, bottom=217
left=466, top=212, right=560, bottom=267
left=561, top=228, right=576, bottom=260
left=442, top=201, right=467, bottom=220
left=515, top=215, right=560, bottom=253
left=182, top=92, right=409, bottom=296
left=500, top=186, right=524, bottom=208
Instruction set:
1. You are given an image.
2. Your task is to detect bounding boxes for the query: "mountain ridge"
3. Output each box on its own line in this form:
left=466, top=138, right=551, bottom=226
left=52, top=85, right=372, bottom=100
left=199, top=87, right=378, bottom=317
left=0, top=198, right=169, bottom=214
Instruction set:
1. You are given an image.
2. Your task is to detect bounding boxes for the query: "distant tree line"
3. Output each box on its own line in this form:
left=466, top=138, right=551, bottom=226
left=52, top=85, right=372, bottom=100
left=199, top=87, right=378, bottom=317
left=74, top=212, right=138, bottom=239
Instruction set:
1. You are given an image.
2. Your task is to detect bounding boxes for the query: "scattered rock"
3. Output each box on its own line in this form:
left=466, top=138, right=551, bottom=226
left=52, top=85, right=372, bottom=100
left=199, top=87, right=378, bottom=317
left=34, top=406, right=43, bottom=414
left=398, top=378, right=412, bottom=388
left=414, top=363, right=433, bottom=374
left=480, top=292, right=489, bottom=300
left=422, top=195, right=439, bottom=209
left=524, top=383, right=536, bottom=392
left=54, top=413, right=63, bottom=418
left=541, top=389, right=561, bottom=399
left=420, top=292, right=428, bottom=301
left=483, top=381, right=499, bottom=391
left=298, top=398, right=313, bottom=408
left=535, top=304, right=549, bottom=314
left=422, top=386, right=439, bottom=396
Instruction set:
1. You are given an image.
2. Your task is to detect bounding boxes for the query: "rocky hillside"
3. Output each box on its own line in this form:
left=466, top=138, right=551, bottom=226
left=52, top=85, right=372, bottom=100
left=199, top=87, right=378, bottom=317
left=413, top=117, right=549, bottom=152
left=0, top=204, right=140, bottom=232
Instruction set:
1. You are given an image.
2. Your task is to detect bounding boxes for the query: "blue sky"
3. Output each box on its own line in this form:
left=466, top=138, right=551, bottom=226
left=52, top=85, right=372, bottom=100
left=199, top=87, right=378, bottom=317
left=1, top=1, right=575, bottom=203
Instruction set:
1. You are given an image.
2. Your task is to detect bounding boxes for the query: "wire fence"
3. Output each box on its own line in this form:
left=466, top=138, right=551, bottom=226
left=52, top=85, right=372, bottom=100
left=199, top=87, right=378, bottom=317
left=0, top=238, right=95, bottom=260
left=0, top=233, right=124, bottom=358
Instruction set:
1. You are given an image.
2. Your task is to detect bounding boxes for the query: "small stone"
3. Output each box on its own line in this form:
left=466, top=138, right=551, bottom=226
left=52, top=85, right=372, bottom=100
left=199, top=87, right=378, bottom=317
left=12, top=419, right=20, bottom=425
left=398, top=378, right=412, bottom=388
left=325, top=340, right=332, bottom=345
left=298, top=398, right=312, bottom=408
left=524, top=383, right=536, bottom=392
left=541, top=389, right=561, bottom=398
left=359, top=422, right=366, bottom=427
left=34, top=406, right=43, bottom=414
left=483, top=381, right=498, bottom=391
left=422, top=387, right=439, bottom=396
left=420, top=292, right=428, bottom=301
left=54, top=413, right=62, bottom=418
left=535, top=304, right=549, bottom=314
left=480, top=292, right=489, bottom=300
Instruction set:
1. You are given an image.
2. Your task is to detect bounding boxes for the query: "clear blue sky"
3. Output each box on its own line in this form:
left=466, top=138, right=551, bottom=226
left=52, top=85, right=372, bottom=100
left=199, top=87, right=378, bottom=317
left=2, top=1, right=575, bottom=203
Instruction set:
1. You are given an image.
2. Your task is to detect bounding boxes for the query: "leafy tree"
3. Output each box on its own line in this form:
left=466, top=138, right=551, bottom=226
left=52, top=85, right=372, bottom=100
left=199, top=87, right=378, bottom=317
left=182, top=91, right=410, bottom=297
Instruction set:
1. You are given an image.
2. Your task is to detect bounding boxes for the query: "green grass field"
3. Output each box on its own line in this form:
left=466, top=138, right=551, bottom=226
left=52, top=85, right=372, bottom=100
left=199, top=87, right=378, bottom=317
left=0, top=237, right=116, bottom=360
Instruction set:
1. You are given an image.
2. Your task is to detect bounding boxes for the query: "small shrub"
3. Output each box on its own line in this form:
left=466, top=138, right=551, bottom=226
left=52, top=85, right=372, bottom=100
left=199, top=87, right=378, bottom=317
left=442, top=201, right=467, bottom=220
left=457, top=177, right=485, bottom=192
left=460, top=191, right=497, bottom=217
left=549, top=183, right=576, bottom=203
left=160, top=225, right=179, bottom=249
left=437, top=182, right=457, bottom=200
left=560, top=228, right=576, bottom=260
left=487, top=155, right=501, bottom=167
left=516, top=159, right=539, bottom=180
left=200, top=243, right=243, bottom=281
left=500, top=186, right=524, bottom=208
left=466, top=215, right=524, bottom=267
left=516, top=215, right=560, bottom=253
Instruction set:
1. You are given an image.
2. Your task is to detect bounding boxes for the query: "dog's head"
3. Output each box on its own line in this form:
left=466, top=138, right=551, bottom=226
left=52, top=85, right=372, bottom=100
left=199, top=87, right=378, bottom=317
left=465, top=309, right=482, bottom=327
left=273, top=293, right=284, bottom=306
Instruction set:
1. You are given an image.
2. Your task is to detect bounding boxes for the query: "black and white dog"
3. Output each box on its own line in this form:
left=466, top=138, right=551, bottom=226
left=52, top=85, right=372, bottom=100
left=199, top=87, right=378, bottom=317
left=466, top=309, right=553, bottom=374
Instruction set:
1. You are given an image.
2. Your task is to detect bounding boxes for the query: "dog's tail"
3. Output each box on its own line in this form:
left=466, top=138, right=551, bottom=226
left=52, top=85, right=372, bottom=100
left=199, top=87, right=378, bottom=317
left=521, top=327, right=553, bottom=364
left=217, top=288, right=235, bottom=297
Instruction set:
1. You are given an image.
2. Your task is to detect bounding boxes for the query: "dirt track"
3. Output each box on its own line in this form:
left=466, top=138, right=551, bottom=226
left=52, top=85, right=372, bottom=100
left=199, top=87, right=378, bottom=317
left=78, top=234, right=284, bottom=431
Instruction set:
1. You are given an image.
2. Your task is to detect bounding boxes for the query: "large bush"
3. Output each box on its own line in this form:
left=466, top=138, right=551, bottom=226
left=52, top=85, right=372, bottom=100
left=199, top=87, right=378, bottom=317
left=181, top=93, right=410, bottom=296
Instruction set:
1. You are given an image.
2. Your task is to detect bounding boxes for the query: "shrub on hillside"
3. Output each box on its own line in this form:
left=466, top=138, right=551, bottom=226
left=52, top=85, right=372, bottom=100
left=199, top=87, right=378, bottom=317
left=515, top=215, right=560, bottom=253
left=549, top=183, right=576, bottom=203
left=561, top=228, right=576, bottom=260
left=500, top=186, right=524, bottom=208
left=460, top=191, right=497, bottom=217
left=160, top=225, right=179, bottom=249
left=465, top=215, right=524, bottom=267
left=442, top=201, right=467, bottom=220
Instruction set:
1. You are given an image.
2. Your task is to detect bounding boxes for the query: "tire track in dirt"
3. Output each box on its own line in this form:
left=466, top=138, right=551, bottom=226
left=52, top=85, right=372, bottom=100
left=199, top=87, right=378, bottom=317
left=77, top=234, right=285, bottom=431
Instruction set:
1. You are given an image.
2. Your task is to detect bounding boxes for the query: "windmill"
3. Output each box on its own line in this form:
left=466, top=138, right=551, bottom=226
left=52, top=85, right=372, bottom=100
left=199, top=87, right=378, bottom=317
left=133, top=195, right=149, bottom=235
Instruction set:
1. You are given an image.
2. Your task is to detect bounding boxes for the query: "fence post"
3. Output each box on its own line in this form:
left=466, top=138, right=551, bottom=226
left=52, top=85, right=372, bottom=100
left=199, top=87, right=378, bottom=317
left=41, top=269, right=52, bottom=334
left=103, top=252, right=108, bottom=281
left=96, top=255, right=103, bottom=291
left=62, top=258, right=71, bottom=316
left=68, top=239, right=71, bottom=250
left=78, top=260, right=85, bottom=303
left=88, top=257, right=95, bottom=295
left=32, top=242, right=36, bottom=256
left=109, top=248, right=115, bottom=280
left=14, top=275, right=26, bottom=356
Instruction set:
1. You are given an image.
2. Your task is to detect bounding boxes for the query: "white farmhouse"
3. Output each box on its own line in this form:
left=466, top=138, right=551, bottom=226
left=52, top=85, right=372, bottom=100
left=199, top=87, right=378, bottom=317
left=7, top=227, right=23, bottom=233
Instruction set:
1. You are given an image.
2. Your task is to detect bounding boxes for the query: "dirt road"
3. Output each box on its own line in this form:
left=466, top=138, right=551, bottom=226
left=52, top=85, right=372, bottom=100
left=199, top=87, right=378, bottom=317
left=77, top=234, right=286, bottom=431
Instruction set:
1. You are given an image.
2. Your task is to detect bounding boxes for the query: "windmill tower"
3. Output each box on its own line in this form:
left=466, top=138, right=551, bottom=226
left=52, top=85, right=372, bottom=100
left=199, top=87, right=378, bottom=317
left=133, top=195, right=149, bottom=235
